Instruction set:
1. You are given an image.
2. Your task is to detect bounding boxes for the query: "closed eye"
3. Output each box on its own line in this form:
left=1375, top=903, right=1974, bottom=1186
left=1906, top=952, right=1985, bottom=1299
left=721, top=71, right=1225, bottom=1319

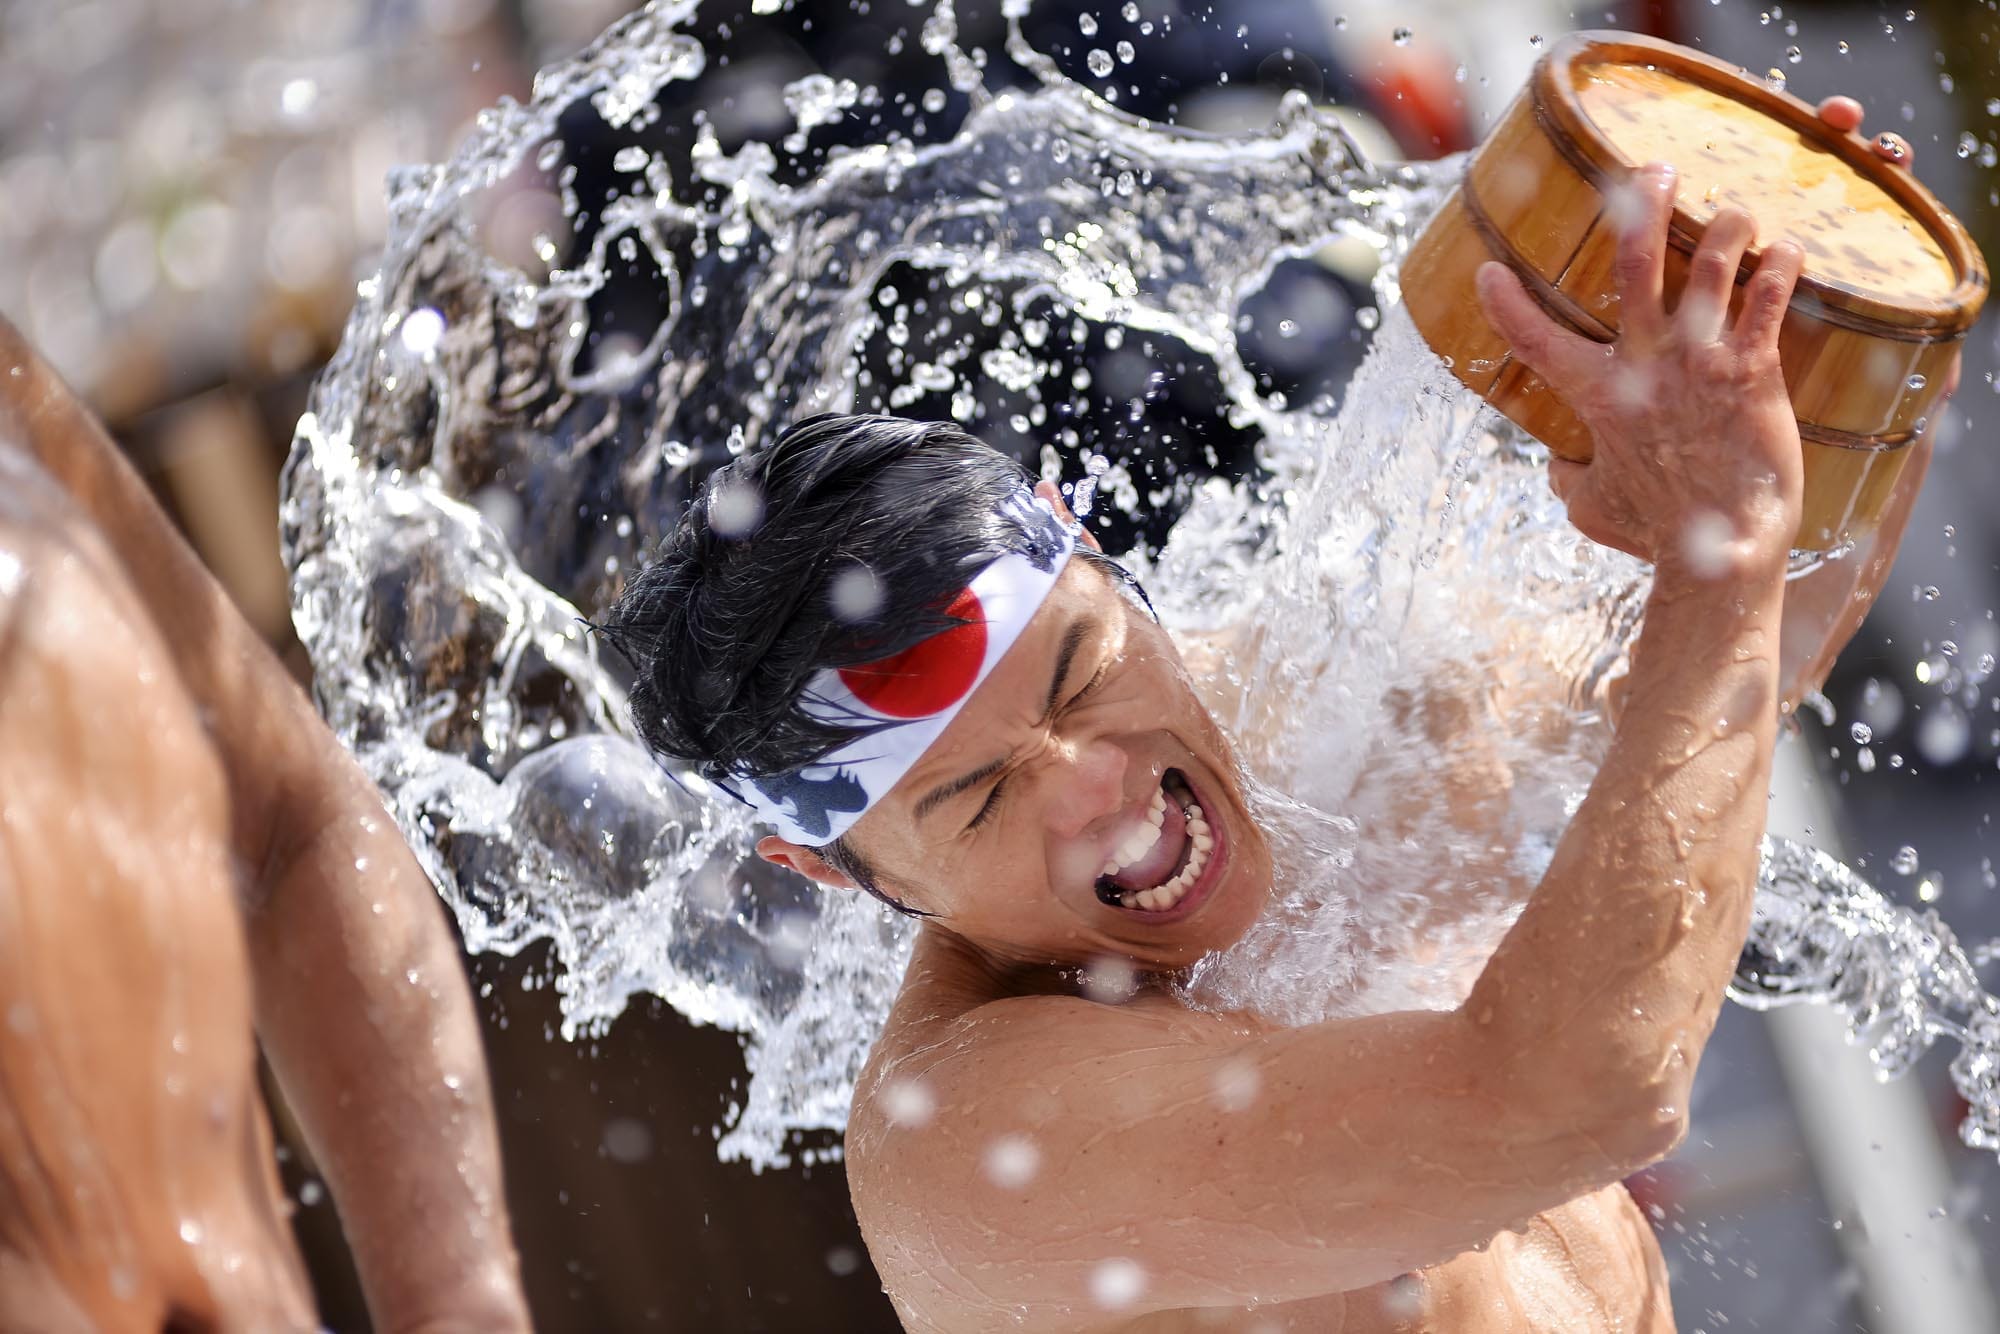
left=964, top=663, right=1114, bottom=834
left=967, top=779, right=1007, bottom=831
left=1072, top=661, right=1112, bottom=705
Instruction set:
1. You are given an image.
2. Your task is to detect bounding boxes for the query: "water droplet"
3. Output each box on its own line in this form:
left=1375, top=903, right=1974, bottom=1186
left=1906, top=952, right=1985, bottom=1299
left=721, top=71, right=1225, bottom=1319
left=1891, top=845, right=1920, bottom=876
left=1679, top=511, right=1737, bottom=580
left=178, top=1219, right=204, bottom=1246
left=1917, top=876, right=1943, bottom=903
left=983, top=1134, right=1041, bottom=1187
left=1116, top=40, right=1135, bottom=64
left=707, top=474, right=766, bottom=538
left=1838, top=40, right=1852, bottom=55
left=602, top=1116, right=655, bottom=1163
left=1851, top=721, right=1874, bottom=745
left=1764, top=68, right=1788, bottom=93
left=1090, top=1257, right=1148, bottom=1309
left=1857, top=746, right=1877, bottom=773
left=1392, top=27, right=1413, bottom=47
left=879, top=1077, right=936, bottom=1129
left=829, top=563, right=886, bottom=622
left=1785, top=45, right=1803, bottom=64
left=1356, top=306, right=1381, bottom=330
left=1078, top=12, right=1098, bottom=36
left=1528, top=34, right=1545, bottom=51
left=1121, top=0, right=1139, bottom=19
left=825, top=1245, right=862, bottom=1276
left=297, top=1180, right=324, bottom=1206
left=1918, top=704, right=1972, bottom=765
left=399, top=307, right=446, bottom=359
left=1211, top=1057, right=1262, bottom=1112
left=1087, top=48, right=1114, bottom=77
left=1082, top=954, right=1138, bottom=1003
left=280, top=77, right=319, bottom=118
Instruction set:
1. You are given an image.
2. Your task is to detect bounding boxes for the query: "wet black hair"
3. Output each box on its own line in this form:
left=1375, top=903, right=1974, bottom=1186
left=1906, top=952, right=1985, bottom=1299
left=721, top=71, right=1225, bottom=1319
left=599, top=413, right=1133, bottom=910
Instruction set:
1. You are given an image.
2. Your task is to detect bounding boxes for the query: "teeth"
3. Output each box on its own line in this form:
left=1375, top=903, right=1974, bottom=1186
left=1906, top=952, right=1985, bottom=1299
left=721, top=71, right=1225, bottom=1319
left=1104, top=779, right=1220, bottom=911
left=1121, top=821, right=1215, bottom=912
left=1103, top=782, right=1173, bottom=875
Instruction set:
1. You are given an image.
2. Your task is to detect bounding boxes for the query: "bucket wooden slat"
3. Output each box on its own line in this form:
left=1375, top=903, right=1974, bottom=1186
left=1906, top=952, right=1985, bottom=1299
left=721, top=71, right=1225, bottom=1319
left=1401, top=28, right=1988, bottom=554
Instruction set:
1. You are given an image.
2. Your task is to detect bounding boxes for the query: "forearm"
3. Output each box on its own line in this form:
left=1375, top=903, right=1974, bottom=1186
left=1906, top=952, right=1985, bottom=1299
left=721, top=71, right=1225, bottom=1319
left=246, top=763, right=528, bottom=1331
left=1776, top=432, right=1931, bottom=708
left=1467, top=557, right=1788, bottom=1131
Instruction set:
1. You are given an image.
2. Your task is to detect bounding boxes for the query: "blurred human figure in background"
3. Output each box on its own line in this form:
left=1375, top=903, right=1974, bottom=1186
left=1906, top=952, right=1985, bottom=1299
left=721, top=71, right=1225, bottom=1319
left=0, top=316, right=532, bottom=1332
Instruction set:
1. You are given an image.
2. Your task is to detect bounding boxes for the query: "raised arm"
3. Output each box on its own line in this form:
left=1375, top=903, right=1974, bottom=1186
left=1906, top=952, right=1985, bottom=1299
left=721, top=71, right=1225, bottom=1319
left=0, top=321, right=531, bottom=1333
left=853, top=170, right=1803, bottom=1323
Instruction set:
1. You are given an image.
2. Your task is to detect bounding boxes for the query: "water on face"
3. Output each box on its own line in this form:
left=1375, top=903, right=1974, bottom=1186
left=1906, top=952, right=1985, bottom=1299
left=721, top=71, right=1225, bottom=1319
left=281, top=0, right=2000, bottom=1168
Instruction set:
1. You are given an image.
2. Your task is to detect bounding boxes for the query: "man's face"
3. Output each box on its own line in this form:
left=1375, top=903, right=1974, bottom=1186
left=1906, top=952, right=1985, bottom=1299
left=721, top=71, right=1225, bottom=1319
left=770, top=557, right=1273, bottom=973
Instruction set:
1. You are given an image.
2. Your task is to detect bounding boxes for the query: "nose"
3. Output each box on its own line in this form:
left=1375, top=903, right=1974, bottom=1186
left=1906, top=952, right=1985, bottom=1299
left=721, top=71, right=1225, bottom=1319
left=1040, top=735, right=1130, bottom=838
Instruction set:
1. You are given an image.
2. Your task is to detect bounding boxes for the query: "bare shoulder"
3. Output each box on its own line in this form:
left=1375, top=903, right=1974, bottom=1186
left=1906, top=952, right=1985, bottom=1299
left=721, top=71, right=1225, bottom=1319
left=846, top=930, right=1260, bottom=1332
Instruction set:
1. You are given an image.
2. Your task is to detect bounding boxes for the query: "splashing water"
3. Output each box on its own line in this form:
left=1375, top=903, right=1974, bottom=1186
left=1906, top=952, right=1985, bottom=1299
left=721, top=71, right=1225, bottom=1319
left=282, top=0, right=2000, bottom=1167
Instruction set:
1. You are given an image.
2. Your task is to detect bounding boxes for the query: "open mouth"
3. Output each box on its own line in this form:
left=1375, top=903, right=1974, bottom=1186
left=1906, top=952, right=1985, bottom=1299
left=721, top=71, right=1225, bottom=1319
left=1093, top=768, right=1223, bottom=917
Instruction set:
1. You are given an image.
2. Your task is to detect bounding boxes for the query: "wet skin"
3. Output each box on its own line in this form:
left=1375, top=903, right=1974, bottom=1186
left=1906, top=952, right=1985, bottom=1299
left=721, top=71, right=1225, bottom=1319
left=0, top=322, right=531, bottom=1332
left=762, top=104, right=1944, bottom=1333
left=0, top=487, right=315, bottom=1331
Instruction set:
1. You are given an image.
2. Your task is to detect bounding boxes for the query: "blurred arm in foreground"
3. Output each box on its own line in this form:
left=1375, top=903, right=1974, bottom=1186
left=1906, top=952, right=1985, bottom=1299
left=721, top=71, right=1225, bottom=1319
left=0, top=318, right=530, bottom=1333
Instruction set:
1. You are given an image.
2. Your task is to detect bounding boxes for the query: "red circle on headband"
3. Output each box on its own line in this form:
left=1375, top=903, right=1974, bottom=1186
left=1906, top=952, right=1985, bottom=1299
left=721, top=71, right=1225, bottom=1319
left=839, top=587, right=988, bottom=718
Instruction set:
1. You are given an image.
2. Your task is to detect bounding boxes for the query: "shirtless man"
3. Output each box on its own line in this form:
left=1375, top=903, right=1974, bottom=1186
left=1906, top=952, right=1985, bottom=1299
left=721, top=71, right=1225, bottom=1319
left=0, top=320, right=532, bottom=1331
left=600, top=106, right=1942, bottom=1330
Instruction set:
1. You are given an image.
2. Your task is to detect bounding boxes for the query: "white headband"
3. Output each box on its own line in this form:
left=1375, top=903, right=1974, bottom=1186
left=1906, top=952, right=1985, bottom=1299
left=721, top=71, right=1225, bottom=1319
left=720, top=488, right=1077, bottom=845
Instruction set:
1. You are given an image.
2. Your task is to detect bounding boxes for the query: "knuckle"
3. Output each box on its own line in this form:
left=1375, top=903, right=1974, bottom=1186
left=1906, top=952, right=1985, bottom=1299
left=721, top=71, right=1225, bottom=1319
left=1741, top=346, right=1781, bottom=378
left=1615, top=242, right=1655, bottom=277
left=1691, top=249, right=1736, bottom=282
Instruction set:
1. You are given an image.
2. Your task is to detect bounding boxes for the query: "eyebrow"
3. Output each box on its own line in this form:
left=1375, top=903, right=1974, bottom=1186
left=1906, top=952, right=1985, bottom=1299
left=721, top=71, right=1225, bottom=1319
left=913, top=616, right=1097, bottom=824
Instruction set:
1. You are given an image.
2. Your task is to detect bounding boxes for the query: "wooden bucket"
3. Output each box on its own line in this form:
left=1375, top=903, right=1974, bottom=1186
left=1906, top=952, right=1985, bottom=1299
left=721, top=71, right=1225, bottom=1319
left=1402, top=30, right=1988, bottom=554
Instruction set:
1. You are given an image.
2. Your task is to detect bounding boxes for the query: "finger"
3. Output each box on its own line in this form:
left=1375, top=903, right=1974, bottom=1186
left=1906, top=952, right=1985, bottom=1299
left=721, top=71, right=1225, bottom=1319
left=1732, top=237, right=1805, bottom=352
left=1872, top=132, right=1914, bottom=167
left=1816, top=96, right=1865, bottom=134
left=1476, top=261, right=1600, bottom=387
left=1678, top=207, right=1757, bottom=344
left=1606, top=162, right=1678, bottom=346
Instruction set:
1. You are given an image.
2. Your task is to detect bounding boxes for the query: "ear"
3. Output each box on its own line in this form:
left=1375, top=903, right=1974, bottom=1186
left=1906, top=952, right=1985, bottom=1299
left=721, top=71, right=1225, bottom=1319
left=1034, top=478, right=1103, bottom=553
left=757, top=835, right=860, bottom=891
